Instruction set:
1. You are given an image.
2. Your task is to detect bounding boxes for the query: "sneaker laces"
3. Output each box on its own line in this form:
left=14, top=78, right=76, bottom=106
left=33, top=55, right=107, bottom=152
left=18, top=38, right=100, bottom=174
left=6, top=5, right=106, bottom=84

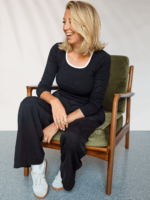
left=34, top=173, right=46, bottom=189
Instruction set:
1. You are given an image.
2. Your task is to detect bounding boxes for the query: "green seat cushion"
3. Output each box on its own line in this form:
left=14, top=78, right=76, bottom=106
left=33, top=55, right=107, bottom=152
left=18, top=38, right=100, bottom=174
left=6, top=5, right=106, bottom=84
left=51, top=111, right=123, bottom=147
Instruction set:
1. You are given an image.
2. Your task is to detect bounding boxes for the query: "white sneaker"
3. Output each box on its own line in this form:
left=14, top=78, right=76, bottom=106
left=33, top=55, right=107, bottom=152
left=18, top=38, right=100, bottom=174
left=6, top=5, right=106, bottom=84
left=52, top=170, right=64, bottom=190
left=31, top=159, right=49, bottom=199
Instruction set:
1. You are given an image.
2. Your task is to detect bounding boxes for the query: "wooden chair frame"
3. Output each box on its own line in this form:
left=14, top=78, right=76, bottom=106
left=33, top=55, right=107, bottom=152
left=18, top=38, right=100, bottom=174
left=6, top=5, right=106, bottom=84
left=23, top=65, right=135, bottom=195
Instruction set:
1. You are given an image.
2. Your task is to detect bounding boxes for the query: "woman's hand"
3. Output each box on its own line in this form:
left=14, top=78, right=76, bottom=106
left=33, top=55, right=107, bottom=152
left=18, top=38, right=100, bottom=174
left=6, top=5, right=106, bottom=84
left=50, top=97, right=69, bottom=130
left=42, top=122, right=59, bottom=144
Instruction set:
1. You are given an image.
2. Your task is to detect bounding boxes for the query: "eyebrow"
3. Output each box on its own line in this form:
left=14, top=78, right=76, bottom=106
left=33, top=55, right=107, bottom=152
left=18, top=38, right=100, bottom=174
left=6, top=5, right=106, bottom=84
left=63, top=18, right=71, bottom=19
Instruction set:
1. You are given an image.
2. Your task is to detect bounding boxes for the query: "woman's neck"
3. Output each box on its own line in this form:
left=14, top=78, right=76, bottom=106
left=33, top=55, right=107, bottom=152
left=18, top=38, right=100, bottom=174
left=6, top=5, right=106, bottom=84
left=69, top=50, right=91, bottom=59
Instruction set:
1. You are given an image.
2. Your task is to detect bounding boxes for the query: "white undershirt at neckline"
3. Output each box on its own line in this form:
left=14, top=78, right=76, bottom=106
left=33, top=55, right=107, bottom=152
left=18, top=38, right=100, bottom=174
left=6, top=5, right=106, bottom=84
left=66, top=51, right=94, bottom=69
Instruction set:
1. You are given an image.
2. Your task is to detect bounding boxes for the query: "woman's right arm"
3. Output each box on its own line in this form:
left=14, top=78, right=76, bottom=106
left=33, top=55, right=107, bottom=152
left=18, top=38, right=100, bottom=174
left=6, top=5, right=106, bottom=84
left=39, top=91, right=56, bottom=105
left=36, top=43, right=59, bottom=98
left=40, top=90, right=69, bottom=130
left=36, top=43, right=68, bottom=130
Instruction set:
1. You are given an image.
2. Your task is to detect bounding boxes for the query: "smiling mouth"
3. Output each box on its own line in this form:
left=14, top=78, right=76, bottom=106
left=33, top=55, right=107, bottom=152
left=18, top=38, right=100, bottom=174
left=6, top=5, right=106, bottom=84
left=67, top=34, right=74, bottom=39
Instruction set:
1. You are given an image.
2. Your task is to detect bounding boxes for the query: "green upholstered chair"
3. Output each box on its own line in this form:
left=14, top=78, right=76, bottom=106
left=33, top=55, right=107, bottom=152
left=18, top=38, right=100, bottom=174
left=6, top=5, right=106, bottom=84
left=24, top=55, right=135, bottom=195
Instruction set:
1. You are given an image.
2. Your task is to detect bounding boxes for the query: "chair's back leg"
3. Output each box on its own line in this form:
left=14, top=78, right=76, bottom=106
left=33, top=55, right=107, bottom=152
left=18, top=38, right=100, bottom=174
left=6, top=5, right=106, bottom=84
left=125, top=97, right=131, bottom=149
left=106, top=147, right=115, bottom=195
left=24, top=167, right=29, bottom=177
left=125, top=131, right=129, bottom=149
left=125, top=65, right=134, bottom=149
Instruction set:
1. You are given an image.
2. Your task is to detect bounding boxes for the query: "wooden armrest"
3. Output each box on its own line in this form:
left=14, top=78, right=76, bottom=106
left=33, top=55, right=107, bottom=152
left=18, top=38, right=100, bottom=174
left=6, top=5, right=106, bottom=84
left=114, top=92, right=135, bottom=100
left=108, top=91, right=135, bottom=147
left=26, top=85, right=38, bottom=90
left=110, top=92, right=135, bottom=126
left=26, top=85, right=59, bottom=96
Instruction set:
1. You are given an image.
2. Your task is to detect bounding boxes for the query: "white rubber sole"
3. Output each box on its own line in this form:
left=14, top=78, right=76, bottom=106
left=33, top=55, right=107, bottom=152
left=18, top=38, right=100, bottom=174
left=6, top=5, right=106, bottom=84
left=52, top=185, right=64, bottom=190
left=52, top=170, right=64, bottom=190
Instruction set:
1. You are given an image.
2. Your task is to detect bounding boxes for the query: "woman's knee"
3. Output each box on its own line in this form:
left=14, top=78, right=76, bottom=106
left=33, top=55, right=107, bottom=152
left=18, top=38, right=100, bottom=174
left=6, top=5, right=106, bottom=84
left=21, top=96, right=38, bottom=104
left=22, top=96, right=39, bottom=105
left=60, top=131, right=67, bottom=145
left=60, top=130, right=80, bottom=147
left=19, top=96, right=39, bottom=111
left=65, top=130, right=81, bottom=146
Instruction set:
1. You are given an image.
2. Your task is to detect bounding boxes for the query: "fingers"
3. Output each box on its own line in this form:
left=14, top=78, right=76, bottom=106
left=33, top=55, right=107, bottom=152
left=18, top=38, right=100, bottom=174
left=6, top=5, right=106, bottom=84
left=60, top=116, right=68, bottom=130
left=57, top=119, right=62, bottom=130
left=53, top=115, right=68, bottom=130
left=60, top=118, right=66, bottom=130
left=64, top=116, right=68, bottom=128
left=58, top=119, right=65, bottom=130
left=42, top=130, right=50, bottom=143
left=42, top=138, right=48, bottom=143
left=42, top=132, right=46, bottom=143
left=42, top=136, right=52, bottom=144
left=57, top=115, right=68, bottom=130
left=47, top=136, right=52, bottom=144
left=53, top=116, right=59, bottom=129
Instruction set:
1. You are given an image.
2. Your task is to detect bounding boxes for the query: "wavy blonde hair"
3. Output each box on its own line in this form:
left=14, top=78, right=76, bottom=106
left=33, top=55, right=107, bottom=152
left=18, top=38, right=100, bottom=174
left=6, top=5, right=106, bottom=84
left=58, top=1, right=107, bottom=56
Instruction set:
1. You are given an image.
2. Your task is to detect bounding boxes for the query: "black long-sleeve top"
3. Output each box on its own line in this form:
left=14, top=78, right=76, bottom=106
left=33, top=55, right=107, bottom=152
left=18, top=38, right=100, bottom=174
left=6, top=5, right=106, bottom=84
left=36, top=42, right=111, bottom=117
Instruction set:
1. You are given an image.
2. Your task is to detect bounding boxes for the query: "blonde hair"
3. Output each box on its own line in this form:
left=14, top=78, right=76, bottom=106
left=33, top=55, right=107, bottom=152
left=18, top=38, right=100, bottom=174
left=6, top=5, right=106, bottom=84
left=58, top=1, right=108, bottom=56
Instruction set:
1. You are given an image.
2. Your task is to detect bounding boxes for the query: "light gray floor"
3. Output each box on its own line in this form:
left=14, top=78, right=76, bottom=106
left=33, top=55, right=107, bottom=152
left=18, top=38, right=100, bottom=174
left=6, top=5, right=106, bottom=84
left=0, top=131, right=149, bottom=200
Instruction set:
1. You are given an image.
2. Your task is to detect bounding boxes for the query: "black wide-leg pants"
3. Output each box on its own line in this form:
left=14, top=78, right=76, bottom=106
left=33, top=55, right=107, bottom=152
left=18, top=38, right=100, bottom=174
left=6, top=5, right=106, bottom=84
left=14, top=90, right=105, bottom=191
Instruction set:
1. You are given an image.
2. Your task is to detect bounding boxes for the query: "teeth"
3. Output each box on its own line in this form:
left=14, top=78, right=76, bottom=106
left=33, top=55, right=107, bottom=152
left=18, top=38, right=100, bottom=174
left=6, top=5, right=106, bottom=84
left=67, top=33, right=73, bottom=36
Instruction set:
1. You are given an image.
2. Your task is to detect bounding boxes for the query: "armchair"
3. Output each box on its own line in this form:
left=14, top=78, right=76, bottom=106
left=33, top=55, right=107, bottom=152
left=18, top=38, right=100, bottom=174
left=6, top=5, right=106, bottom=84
left=24, top=55, right=135, bottom=195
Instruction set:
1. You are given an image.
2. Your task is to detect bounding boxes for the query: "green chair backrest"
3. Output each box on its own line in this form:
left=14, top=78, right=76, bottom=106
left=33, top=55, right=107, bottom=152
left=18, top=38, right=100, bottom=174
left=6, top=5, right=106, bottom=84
left=102, top=55, right=129, bottom=114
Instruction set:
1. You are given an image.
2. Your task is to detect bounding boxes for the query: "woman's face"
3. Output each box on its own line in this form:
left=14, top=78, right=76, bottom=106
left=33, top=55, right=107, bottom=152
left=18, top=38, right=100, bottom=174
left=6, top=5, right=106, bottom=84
left=63, top=9, right=83, bottom=49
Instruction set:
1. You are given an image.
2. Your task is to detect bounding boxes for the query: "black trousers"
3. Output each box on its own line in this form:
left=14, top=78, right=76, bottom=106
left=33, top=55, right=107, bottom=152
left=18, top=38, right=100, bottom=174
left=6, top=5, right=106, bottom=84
left=14, top=90, right=105, bottom=191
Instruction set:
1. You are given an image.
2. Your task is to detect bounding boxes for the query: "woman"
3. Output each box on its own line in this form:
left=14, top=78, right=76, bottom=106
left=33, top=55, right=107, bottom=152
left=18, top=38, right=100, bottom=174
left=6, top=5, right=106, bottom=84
left=14, top=1, right=111, bottom=199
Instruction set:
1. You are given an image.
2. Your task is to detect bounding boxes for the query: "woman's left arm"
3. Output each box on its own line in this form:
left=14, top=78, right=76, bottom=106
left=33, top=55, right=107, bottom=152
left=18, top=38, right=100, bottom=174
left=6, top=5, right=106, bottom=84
left=65, top=53, right=111, bottom=123
left=61, top=53, right=111, bottom=124
left=78, top=53, right=111, bottom=118
left=45, top=53, right=111, bottom=138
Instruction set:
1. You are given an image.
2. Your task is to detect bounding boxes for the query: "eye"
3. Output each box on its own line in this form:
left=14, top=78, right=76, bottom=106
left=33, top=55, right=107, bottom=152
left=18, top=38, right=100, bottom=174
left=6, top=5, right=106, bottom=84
left=62, top=21, right=71, bottom=24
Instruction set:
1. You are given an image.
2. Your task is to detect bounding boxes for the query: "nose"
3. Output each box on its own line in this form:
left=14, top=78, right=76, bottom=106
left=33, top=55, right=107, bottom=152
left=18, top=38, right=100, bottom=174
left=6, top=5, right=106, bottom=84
left=63, top=21, right=71, bottom=32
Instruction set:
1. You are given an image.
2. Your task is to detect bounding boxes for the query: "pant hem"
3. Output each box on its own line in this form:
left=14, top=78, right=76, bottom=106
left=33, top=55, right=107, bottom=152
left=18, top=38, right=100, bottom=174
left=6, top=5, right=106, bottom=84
left=14, top=157, right=45, bottom=169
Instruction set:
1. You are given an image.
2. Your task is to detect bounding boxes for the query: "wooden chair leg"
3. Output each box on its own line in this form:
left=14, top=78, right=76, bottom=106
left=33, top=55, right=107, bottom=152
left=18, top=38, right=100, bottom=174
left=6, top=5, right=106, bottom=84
left=125, top=130, right=129, bottom=149
left=106, top=149, right=115, bottom=195
left=24, top=167, right=29, bottom=177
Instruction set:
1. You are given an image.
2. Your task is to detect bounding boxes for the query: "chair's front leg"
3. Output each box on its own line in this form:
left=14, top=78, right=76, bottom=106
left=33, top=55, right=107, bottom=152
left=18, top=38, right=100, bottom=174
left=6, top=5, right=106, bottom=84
left=106, top=95, right=118, bottom=195
left=106, top=91, right=135, bottom=194
left=106, top=146, right=115, bottom=195
left=24, top=167, right=29, bottom=177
